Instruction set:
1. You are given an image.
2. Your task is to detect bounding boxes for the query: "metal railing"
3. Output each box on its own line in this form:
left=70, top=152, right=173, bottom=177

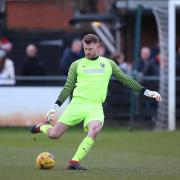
left=0, top=75, right=160, bottom=81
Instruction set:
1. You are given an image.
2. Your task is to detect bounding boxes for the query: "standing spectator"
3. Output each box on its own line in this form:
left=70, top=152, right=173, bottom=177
left=21, top=44, right=45, bottom=85
left=0, top=49, right=15, bottom=85
left=151, top=42, right=159, bottom=60
left=138, top=47, right=152, bottom=73
left=0, top=37, right=13, bottom=54
left=97, top=42, right=107, bottom=57
left=0, top=36, right=14, bottom=69
left=111, top=52, right=132, bottom=75
left=143, top=54, right=160, bottom=76
left=22, top=44, right=45, bottom=76
left=60, top=39, right=83, bottom=75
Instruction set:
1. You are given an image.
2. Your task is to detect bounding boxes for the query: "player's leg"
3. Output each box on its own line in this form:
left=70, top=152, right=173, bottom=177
left=67, top=120, right=102, bottom=170
left=68, top=104, right=104, bottom=170
left=31, top=120, right=69, bottom=139
left=46, top=122, right=69, bottom=139
left=31, top=99, right=82, bottom=138
left=71, top=120, right=102, bottom=161
left=87, top=120, right=102, bottom=139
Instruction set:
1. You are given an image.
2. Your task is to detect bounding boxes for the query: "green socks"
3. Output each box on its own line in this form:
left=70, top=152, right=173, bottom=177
left=72, top=136, right=94, bottom=161
left=40, top=124, right=53, bottom=135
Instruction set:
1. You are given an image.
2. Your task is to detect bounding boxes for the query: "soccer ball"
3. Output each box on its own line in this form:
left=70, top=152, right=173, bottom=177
left=36, top=152, right=55, bottom=169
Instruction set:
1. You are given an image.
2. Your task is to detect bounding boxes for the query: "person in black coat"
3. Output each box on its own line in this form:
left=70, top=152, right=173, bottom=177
left=21, top=44, right=45, bottom=85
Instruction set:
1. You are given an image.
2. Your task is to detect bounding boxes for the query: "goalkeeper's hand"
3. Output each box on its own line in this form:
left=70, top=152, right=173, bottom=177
left=144, top=89, right=161, bottom=101
left=46, top=104, right=59, bottom=121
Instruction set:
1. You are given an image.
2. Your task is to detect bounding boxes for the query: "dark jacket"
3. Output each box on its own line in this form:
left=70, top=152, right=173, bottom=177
left=21, top=57, right=45, bottom=85
left=143, top=60, right=160, bottom=76
left=22, top=57, right=45, bottom=76
left=60, top=48, right=83, bottom=75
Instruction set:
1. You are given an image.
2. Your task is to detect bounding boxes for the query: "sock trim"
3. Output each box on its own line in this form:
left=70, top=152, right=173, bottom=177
left=69, top=160, right=79, bottom=164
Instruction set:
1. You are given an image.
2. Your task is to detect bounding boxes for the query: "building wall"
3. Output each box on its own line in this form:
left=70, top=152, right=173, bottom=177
left=6, top=0, right=106, bottom=30
left=6, top=1, right=73, bottom=30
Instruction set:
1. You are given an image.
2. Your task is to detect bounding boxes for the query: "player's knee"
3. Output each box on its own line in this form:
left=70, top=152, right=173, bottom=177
left=94, top=126, right=101, bottom=136
left=48, top=130, right=59, bottom=139
left=93, top=125, right=100, bottom=133
left=88, top=126, right=101, bottom=139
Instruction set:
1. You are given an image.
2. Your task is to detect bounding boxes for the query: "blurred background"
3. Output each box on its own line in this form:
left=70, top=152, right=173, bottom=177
left=0, top=0, right=179, bottom=130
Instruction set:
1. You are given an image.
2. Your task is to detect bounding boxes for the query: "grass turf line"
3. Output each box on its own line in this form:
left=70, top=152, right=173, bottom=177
left=0, top=127, right=180, bottom=180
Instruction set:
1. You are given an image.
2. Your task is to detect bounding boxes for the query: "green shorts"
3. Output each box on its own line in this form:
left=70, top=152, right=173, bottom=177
left=58, top=97, right=104, bottom=131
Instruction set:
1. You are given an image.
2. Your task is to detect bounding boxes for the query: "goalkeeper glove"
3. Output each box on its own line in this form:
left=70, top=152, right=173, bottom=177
left=46, top=104, right=60, bottom=121
left=144, top=89, right=161, bottom=101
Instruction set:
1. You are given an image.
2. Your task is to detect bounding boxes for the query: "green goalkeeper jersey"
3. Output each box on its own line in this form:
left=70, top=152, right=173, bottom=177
left=57, top=56, right=145, bottom=104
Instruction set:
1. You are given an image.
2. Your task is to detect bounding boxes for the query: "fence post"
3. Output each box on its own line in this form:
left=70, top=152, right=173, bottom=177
left=129, top=5, right=143, bottom=129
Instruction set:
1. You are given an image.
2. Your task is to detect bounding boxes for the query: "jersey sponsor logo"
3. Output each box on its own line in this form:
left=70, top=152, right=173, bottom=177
left=84, top=68, right=105, bottom=74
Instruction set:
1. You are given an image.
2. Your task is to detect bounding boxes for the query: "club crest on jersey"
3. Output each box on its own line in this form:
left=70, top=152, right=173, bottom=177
left=100, top=63, right=105, bottom=68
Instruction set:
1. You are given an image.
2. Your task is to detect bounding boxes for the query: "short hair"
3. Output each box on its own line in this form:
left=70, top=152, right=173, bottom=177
left=82, top=34, right=99, bottom=44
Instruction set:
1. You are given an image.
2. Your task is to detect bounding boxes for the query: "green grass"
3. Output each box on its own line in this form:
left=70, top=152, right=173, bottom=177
left=0, top=127, right=180, bottom=180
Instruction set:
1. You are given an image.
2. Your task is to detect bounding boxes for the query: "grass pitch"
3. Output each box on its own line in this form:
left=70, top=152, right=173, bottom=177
left=0, top=127, right=180, bottom=180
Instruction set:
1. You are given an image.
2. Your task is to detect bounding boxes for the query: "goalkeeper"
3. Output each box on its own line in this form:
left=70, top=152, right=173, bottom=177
left=31, top=34, right=161, bottom=170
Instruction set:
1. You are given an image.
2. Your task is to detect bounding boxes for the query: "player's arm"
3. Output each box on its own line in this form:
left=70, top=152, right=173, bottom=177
left=47, top=61, right=78, bottom=121
left=109, top=59, right=161, bottom=101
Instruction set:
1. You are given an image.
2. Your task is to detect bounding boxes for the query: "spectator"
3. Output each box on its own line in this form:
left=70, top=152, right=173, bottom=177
left=141, top=54, right=160, bottom=113
left=111, top=52, right=132, bottom=75
left=0, top=49, right=15, bottom=85
left=138, top=47, right=152, bottom=73
left=150, top=42, right=159, bottom=60
left=143, top=54, right=160, bottom=76
left=22, top=44, right=45, bottom=76
left=0, top=37, right=13, bottom=54
left=97, top=42, right=107, bottom=57
left=0, top=37, right=14, bottom=69
left=60, top=39, right=83, bottom=75
left=21, top=44, right=45, bottom=85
